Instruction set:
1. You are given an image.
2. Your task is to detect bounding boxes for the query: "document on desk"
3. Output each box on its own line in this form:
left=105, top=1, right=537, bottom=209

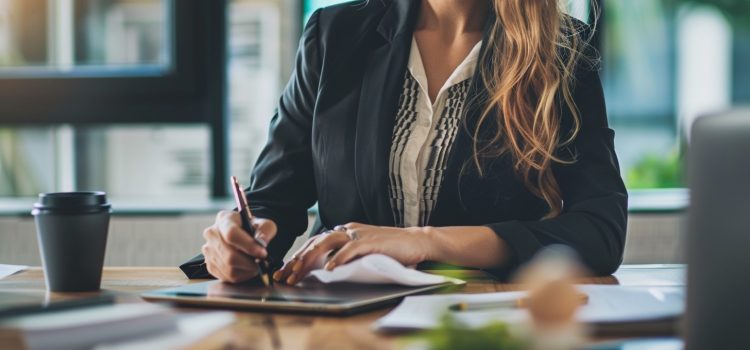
left=0, top=303, right=175, bottom=349
left=0, top=264, right=27, bottom=279
left=307, top=254, right=464, bottom=286
left=0, top=302, right=234, bottom=350
left=374, top=285, right=684, bottom=331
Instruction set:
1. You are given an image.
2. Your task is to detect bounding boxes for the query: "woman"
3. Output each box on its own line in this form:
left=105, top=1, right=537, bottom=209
left=194, top=0, right=627, bottom=284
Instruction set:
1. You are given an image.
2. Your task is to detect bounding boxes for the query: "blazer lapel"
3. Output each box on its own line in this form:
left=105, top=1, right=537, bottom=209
left=354, top=0, right=419, bottom=226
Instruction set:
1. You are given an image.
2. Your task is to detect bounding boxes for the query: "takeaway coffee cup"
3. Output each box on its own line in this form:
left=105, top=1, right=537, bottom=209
left=32, top=192, right=111, bottom=292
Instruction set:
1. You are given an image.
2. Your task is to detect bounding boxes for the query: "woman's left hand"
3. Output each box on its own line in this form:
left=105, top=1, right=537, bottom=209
left=273, top=223, right=435, bottom=285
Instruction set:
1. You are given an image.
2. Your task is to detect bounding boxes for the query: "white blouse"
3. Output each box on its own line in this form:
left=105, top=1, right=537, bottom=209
left=388, top=38, right=482, bottom=227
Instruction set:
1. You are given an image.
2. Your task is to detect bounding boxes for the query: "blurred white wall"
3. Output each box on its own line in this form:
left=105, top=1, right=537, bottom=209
left=677, top=5, right=732, bottom=139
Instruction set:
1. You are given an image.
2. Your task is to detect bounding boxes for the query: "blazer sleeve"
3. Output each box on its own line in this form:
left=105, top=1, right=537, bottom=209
left=485, top=65, right=629, bottom=276
left=245, top=9, right=322, bottom=268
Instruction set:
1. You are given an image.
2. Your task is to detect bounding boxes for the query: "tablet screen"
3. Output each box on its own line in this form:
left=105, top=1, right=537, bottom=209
left=148, top=279, right=437, bottom=305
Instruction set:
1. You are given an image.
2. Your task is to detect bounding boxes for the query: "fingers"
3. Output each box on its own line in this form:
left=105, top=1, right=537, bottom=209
left=340, top=222, right=365, bottom=231
left=270, top=222, right=375, bottom=284
left=204, top=248, right=257, bottom=283
left=325, top=240, right=374, bottom=270
left=274, top=231, right=351, bottom=285
left=216, top=210, right=267, bottom=258
left=273, top=239, right=320, bottom=285
left=202, top=242, right=229, bottom=282
left=292, top=232, right=350, bottom=282
left=271, top=232, right=322, bottom=282
left=202, top=223, right=259, bottom=283
left=202, top=211, right=281, bottom=284
left=252, top=217, right=278, bottom=246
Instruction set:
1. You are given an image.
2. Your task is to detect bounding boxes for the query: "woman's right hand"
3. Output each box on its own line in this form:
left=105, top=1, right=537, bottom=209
left=201, top=210, right=277, bottom=283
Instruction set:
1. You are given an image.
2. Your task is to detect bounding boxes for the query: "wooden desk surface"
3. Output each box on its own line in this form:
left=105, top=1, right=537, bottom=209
left=0, top=265, right=685, bottom=350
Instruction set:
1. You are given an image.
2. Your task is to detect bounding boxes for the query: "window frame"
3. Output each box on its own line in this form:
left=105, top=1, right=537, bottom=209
left=0, top=0, right=223, bottom=125
left=0, top=0, right=229, bottom=196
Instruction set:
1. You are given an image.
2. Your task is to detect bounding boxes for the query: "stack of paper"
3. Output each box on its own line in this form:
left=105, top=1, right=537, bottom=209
left=374, top=285, right=684, bottom=334
left=0, top=303, right=233, bottom=350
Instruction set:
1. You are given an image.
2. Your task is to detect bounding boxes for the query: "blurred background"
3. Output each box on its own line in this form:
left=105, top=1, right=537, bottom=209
left=0, top=0, right=748, bottom=266
left=2, top=0, right=750, bottom=196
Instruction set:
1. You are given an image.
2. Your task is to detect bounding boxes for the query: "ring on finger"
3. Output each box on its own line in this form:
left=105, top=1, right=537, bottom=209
left=347, top=231, right=359, bottom=241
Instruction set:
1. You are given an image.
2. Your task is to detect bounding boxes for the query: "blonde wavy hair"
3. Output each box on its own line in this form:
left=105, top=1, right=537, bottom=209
left=474, top=0, right=596, bottom=218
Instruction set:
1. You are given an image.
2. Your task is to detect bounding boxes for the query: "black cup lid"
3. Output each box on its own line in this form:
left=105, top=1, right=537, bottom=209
left=33, top=192, right=111, bottom=213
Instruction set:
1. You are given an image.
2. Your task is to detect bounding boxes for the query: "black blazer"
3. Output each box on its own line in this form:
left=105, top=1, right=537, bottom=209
left=182, top=0, right=628, bottom=279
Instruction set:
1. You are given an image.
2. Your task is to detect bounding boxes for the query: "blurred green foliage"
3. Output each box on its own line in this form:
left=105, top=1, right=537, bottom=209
left=406, top=314, right=529, bottom=350
left=626, top=150, right=684, bottom=189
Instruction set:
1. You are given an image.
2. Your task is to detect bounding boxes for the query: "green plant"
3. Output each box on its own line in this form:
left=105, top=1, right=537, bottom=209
left=626, top=150, right=684, bottom=189
left=406, top=314, right=529, bottom=350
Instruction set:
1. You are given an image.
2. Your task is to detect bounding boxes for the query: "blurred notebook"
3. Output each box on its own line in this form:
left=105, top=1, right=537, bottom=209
left=0, top=264, right=27, bottom=280
left=0, top=292, right=114, bottom=319
left=0, top=303, right=178, bottom=350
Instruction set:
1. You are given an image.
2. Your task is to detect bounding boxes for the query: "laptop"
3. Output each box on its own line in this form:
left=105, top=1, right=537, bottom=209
left=684, top=108, right=750, bottom=349
left=141, top=278, right=461, bottom=315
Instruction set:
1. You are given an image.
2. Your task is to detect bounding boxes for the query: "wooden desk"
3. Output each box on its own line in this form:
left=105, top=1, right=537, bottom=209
left=0, top=265, right=685, bottom=350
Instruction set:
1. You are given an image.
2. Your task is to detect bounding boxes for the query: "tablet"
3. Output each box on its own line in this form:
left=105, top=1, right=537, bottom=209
left=141, top=279, right=462, bottom=315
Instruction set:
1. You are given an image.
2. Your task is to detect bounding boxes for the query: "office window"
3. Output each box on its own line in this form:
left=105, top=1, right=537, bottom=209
left=74, top=125, right=211, bottom=199
left=603, top=0, right=750, bottom=188
left=602, top=0, right=679, bottom=189
left=0, top=127, right=57, bottom=196
left=0, top=0, right=295, bottom=198
left=228, top=0, right=283, bottom=187
left=0, top=0, right=225, bottom=198
left=69, top=0, right=284, bottom=199
left=0, top=0, right=170, bottom=75
left=78, top=0, right=286, bottom=199
left=0, top=0, right=178, bottom=197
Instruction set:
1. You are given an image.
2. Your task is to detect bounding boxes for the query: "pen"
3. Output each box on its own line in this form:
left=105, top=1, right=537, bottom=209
left=230, top=176, right=273, bottom=287
left=449, top=292, right=588, bottom=311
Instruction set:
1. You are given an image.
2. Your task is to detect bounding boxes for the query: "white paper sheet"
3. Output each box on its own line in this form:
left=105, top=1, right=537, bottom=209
left=0, top=264, right=28, bottom=279
left=374, top=285, right=684, bottom=331
left=3, top=303, right=177, bottom=350
left=307, top=254, right=464, bottom=286
left=3, top=301, right=235, bottom=350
